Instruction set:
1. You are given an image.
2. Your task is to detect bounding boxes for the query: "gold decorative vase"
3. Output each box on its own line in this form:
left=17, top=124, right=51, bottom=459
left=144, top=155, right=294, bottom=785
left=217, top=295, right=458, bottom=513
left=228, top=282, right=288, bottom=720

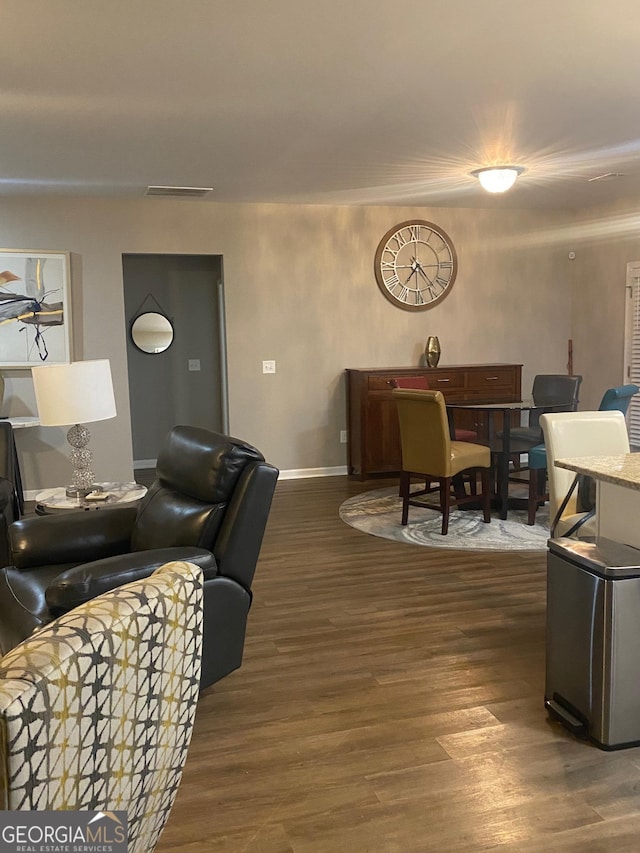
left=425, top=336, right=441, bottom=368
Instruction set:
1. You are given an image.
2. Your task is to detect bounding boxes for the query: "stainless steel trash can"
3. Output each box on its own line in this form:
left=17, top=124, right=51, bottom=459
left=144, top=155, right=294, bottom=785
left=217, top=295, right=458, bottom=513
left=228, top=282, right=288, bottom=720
left=546, top=536, right=640, bottom=750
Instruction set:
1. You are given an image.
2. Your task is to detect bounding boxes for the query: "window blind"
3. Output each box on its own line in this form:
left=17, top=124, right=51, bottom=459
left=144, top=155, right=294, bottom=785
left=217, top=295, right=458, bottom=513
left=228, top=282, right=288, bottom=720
left=628, top=274, right=640, bottom=447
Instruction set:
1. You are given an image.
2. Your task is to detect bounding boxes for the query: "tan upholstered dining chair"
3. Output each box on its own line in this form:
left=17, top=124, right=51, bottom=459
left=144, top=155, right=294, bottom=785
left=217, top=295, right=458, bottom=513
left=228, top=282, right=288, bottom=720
left=390, top=376, right=478, bottom=441
left=0, top=560, right=203, bottom=853
left=392, top=388, right=492, bottom=534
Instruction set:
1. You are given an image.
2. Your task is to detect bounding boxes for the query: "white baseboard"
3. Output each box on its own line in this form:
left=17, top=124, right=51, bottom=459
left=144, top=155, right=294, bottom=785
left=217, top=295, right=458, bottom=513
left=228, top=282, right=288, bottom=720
left=133, top=461, right=349, bottom=479
left=133, top=461, right=347, bottom=479
left=278, top=466, right=348, bottom=480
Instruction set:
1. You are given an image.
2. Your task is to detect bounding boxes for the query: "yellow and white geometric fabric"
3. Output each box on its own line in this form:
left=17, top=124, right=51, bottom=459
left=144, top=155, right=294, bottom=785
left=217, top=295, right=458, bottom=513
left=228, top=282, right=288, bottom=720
left=0, top=560, right=203, bottom=853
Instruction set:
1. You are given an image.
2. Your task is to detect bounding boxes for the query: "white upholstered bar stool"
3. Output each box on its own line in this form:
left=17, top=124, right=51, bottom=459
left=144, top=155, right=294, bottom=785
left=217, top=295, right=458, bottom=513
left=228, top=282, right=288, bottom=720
left=540, top=410, right=630, bottom=537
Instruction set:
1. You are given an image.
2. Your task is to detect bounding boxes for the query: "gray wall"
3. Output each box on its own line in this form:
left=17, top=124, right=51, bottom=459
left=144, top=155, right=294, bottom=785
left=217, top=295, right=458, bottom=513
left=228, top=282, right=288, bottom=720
left=570, top=198, right=640, bottom=410
left=0, top=194, right=629, bottom=493
left=123, top=253, right=224, bottom=463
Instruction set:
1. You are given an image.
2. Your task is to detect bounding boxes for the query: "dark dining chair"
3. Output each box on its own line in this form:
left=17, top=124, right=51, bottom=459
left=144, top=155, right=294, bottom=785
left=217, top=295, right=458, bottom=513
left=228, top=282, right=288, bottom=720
left=598, top=383, right=640, bottom=413
left=509, top=374, right=583, bottom=446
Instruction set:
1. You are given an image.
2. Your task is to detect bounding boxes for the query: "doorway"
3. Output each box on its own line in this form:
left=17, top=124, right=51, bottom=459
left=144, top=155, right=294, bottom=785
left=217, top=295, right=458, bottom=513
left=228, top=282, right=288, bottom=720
left=123, top=253, right=227, bottom=468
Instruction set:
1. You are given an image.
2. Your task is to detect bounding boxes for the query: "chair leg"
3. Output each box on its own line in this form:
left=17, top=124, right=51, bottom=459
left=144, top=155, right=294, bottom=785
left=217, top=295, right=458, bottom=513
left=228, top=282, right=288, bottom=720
left=440, top=477, right=451, bottom=535
left=452, top=473, right=466, bottom=500
left=527, top=469, right=539, bottom=525
left=527, top=468, right=547, bottom=525
left=481, top=468, right=491, bottom=523
left=400, top=471, right=410, bottom=526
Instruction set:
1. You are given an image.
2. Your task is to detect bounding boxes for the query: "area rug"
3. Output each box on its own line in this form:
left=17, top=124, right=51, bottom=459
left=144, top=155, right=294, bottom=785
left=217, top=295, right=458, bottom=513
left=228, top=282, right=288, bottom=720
left=339, top=487, right=550, bottom=551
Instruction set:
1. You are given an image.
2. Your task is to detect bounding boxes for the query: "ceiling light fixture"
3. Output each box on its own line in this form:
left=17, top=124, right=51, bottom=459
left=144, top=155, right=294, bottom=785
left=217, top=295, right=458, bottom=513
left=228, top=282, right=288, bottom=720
left=471, top=166, right=525, bottom=194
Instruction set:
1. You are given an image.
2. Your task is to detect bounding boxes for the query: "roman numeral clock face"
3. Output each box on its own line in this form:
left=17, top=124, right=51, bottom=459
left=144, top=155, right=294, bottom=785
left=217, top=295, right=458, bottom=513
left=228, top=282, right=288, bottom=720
left=374, top=220, right=458, bottom=310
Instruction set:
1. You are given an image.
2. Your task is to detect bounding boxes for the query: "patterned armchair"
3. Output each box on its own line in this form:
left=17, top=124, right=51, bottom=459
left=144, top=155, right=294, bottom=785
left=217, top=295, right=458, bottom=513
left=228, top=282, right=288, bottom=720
left=0, top=560, right=203, bottom=853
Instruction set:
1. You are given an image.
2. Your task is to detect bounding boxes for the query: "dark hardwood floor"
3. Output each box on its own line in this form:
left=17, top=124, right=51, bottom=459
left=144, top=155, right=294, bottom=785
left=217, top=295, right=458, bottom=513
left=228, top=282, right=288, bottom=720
left=157, top=476, right=640, bottom=853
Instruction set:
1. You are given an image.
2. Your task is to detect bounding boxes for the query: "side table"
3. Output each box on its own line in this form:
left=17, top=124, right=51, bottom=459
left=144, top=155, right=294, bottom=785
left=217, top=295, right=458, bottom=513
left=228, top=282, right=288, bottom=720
left=35, top=481, right=147, bottom=515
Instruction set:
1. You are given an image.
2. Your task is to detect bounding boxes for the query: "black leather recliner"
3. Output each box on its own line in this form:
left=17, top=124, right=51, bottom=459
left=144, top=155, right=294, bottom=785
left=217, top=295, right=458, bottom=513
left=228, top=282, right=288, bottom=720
left=0, top=421, right=24, bottom=521
left=0, top=426, right=279, bottom=689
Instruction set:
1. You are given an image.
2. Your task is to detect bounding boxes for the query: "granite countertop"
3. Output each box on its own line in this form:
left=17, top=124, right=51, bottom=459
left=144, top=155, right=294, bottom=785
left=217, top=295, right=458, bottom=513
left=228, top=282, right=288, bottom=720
left=555, top=454, right=640, bottom=491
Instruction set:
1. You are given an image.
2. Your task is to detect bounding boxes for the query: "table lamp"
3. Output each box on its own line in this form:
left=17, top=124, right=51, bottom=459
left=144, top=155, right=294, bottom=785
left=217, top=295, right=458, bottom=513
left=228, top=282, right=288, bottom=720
left=32, top=359, right=117, bottom=498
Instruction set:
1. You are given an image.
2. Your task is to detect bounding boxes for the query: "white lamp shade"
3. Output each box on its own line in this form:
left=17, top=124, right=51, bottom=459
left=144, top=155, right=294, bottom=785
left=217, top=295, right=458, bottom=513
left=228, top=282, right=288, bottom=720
left=32, top=359, right=117, bottom=426
left=472, top=166, right=524, bottom=194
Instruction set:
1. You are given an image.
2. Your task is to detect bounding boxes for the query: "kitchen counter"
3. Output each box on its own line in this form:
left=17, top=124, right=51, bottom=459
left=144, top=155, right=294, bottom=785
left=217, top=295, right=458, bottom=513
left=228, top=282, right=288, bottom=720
left=555, top=452, right=640, bottom=546
left=555, top=454, right=640, bottom=491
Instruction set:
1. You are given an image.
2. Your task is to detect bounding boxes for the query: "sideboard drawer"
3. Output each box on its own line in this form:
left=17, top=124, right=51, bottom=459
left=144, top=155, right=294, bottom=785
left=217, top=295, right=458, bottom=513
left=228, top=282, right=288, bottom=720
left=427, top=371, right=465, bottom=390
left=467, top=368, right=518, bottom=391
left=367, top=371, right=464, bottom=391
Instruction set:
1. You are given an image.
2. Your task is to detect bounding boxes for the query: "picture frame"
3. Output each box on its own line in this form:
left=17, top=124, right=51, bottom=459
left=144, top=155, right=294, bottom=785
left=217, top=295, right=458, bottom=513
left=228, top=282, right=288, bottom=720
left=0, top=249, right=72, bottom=368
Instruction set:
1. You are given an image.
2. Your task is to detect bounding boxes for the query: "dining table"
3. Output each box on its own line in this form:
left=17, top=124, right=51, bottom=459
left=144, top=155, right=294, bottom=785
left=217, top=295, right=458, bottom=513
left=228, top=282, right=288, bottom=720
left=446, top=399, right=570, bottom=520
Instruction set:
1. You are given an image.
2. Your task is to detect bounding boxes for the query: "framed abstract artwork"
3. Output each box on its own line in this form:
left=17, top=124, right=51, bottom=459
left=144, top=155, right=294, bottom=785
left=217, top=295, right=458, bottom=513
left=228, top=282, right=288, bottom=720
left=0, top=249, right=72, bottom=368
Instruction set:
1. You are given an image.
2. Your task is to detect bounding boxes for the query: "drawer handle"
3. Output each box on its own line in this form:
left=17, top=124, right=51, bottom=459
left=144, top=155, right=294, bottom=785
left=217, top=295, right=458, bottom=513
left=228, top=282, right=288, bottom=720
left=436, top=378, right=450, bottom=383
left=485, top=376, right=499, bottom=380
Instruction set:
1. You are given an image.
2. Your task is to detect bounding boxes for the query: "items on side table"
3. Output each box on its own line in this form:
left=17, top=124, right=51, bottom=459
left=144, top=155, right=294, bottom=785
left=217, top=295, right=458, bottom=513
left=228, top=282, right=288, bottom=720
left=35, top=481, right=147, bottom=514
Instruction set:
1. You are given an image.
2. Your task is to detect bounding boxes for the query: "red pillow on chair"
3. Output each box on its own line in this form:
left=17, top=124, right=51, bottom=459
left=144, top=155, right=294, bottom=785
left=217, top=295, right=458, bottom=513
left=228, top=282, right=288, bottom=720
left=391, top=377, right=430, bottom=390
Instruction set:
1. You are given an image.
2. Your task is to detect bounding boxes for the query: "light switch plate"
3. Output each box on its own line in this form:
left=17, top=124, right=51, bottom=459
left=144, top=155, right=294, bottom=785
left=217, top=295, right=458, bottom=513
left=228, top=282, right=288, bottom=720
left=262, top=360, right=276, bottom=374
left=188, top=359, right=201, bottom=371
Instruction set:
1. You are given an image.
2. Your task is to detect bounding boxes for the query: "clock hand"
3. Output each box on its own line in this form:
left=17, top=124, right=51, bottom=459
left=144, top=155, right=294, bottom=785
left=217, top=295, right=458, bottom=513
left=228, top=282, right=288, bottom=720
left=408, top=257, right=427, bottom=279
left=409, top=256, right=436, bottom=286
left=410, top=253, right=441, bottom=271
left=416, top=265, right=434, bottom=286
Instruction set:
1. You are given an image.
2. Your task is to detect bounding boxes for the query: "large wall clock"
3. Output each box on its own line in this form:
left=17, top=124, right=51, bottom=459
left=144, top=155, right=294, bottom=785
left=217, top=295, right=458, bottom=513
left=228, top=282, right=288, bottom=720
left=374, top=220, right=458, bottom=311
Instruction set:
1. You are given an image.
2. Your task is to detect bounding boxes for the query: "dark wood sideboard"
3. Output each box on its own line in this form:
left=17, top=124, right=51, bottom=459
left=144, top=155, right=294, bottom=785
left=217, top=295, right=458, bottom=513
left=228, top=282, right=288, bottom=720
left=346, top=364, right=523, bottom=478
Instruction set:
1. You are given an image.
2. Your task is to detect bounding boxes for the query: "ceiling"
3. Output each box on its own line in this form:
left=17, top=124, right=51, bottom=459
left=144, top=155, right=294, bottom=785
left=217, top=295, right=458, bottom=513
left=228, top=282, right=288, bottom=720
left=4, top=0, right=640, bottom=210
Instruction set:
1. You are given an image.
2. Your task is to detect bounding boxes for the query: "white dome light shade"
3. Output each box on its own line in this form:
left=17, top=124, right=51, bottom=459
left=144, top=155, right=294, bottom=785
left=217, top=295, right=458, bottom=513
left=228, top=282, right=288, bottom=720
left=471, top=166, right=525, bottom=193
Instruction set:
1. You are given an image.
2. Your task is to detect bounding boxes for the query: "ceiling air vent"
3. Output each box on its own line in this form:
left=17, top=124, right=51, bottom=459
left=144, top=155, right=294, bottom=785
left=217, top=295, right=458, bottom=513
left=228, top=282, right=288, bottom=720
left=145, top=186, right=213, bottom=199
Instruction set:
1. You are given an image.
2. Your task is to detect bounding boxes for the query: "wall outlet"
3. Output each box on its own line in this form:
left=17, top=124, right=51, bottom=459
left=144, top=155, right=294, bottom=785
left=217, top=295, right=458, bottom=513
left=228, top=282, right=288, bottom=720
left=262, top=360, right=276, bottom=374
left=340, top=430, right=348, bottom=444
left=188, top=359, right=201, bottom=371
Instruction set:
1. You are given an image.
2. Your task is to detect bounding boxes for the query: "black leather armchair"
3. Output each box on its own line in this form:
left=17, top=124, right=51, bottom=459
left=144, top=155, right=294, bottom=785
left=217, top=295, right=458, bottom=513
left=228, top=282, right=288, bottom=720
left=0, top=426, right=279, bottom=689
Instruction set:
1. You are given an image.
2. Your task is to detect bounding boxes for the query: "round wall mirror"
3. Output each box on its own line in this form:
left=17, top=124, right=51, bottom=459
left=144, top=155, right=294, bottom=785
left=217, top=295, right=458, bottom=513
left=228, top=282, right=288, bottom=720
left=130, top=312, right=174, bottom=354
